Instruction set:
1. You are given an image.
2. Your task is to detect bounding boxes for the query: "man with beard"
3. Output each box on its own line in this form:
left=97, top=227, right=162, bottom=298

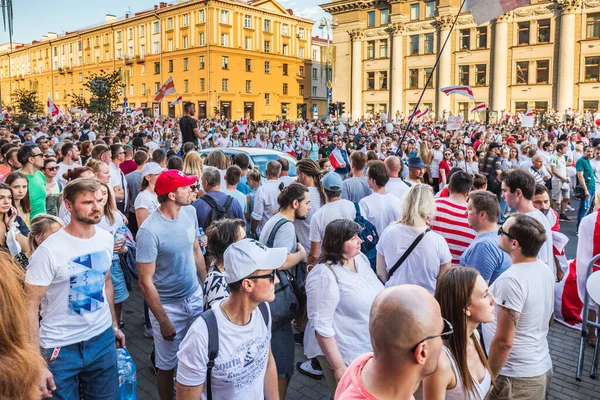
left=26, top=178, right=126, bottom=399
left=426, top=137, right=444, bottom=193
left=137, top=170, right=208, bottom=400
left=405, top=157, right=427, bottom=186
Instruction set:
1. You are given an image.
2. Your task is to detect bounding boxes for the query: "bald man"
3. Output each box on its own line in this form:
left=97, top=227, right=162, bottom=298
left=529, top=155, right=551, bottom=185
left=335, top=285, right=448, bottom=399
left=385, top=156, right=410, bottom=201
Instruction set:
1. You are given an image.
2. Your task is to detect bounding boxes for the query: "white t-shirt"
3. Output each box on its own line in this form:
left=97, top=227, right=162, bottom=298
left=376, top=224, right=451, bottom=294
left=109, top=162, right=128, bottom=207
left=57, top=161, right=79, bottom=186
left=304, top=254, right=384, bottom=365
left=25, top=228, right=114, bottom=348
left=308, top=199, right=356, bottom=244
left=279, top=175, right=296, bottom=187
left=482, top=260, right=554, bottom=378
left=358, top=192, right=402, bottom=235
left=294, top=187, right=323, bottom=259
left=251, top=179, right=282, bottom=235
left=577, top=212, right=598, bottom=304
left=525, top=209, right=555, bottom=276
left=385, top=178, right=410, bottom=201
left=134, top=189, right=159, bottom=216
left=176, top=300, right=272, bottom=399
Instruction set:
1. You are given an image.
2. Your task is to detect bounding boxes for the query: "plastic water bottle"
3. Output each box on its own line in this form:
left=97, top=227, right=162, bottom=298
left=198, top=227, right=207, bottom=255
left=115, top=225, right=128, bottom=245
left=117, top=348, right=137, bottom=400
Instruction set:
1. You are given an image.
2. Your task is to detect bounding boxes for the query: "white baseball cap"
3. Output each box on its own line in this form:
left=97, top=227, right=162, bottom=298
left=223, top=239, right=287, bottom=284
left=141, top=162, right=164, bottom=177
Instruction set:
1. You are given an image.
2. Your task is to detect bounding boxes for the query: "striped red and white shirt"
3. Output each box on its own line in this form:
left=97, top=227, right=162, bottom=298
left=430, top=198, right=476, bottom=265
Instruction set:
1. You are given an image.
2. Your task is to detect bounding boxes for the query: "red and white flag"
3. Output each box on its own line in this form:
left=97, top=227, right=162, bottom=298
left=440, top=86, right=475, bottom=101
left=328, top=148, right=345, bottom=170
left=471, top=103, right=486, bottom=113
left=132, top=106, right=143, bottom=120
left=170, top=94, right=183, bottom=106
left=154, top=76, right=176, bottom=102
left=47, top=97, right=59, bottom=117
left=414, top=108, right=429, bottom=119
left=468, top=0, right=530, bottom=26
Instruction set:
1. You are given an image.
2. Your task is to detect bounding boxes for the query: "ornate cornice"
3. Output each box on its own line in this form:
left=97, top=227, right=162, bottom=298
left=348, top=28, right=364, bottom=41
left=391, top=22, right=405, bottom=35
left=496, top=12, right=512, bottom=22
left=406, top=21, right=436, bottom=32
left=457, top=16, right=476, bottom=26
left=557, top=0, right=581, bottom=13
left=321, top=0, right=389, bottom=15
left=435, top=15, right=454, bottom=30
left=512, top=4, right=556, bottom=18
left=583, top=0, right=600, bottom=8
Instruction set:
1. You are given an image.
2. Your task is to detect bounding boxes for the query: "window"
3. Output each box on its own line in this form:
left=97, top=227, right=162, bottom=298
left=460, top=29, right=470, bottom=50
left=199, top=33, right=205, bottom=46
left=184, top=79, right=189, bottom=93
left=534, top=101, right=548, bottom=112
left=411, top=4, right=420, bottom=20
left=244, top=15, right=252, bottom=28
left=245, top=59, right=251, bottom=72
left=299, top=66, right=304, bottom=77
left=129, top=66, right=134, bottom=77
left=410, top=35, right=419, bottom=55
left=299, top=85, right=304, bottom=96
left=116, top=31, right=122, bottom=43
left=536, top=60, right=549, bottom=83
left=298, top=27, right=305, bottom=39
left=587, top=13, right=600, bottom=39
left=78, top=40, right=82, bottom=51
left=153, top=41, right=160, bottom=54
left=168, top=18, right=174, bottom=30
left=379, top=71, right=388, bottom=89
left=140, top=25, right=145, bottom=37
left=283, top=63, right=288, bottom=75
left=265, top=93, right=270, bottom=105
left=409, top=69, right=418, bottom=88
left=141, top=44, right=145, bottom=57
left=459, top=65, right=469, bottom=85
left=200, top=78, right=205, bottom=91
left=141, top=83, right=146, bottom=95
left=380, top=9, right=390, bottom=25
left=141, top=64, right=146, bottom=75
left=117, top=48, right=122, bottom=59
left=368, top=11, right=376, bottom=27
left=183, top=36, right=189, bottom=49
left=366, top=104, right=375, bottom=116
left=537, top=20, right=550, bottom=43
left=585, top=56, right=600, bottom=81
left=153, top=21, right=160, bottom=34
left=425, top=1, right=435, bottom=18
left=379, top=39, right=388, bottom=58
left=168, top=39, right=173, bottom=51
left=283, top=44, right=289, bottom=56
left=155, top=82, right=160, bottom=93
left=199, top=10, right=205, bottom=23
left=222, top=78, right=228, bottom=92
left=264, top=41, right=270, bottom=53
left=312, top=68, right=318, bottom=79
left=475, top=64, right=487, bottom=85
left=515, top=102, right=528, bottom=113
left=265, top=61, right=270, bottom=73
left=168, top=60, right=173, bottom=73
left=312, top=49, right=318, bottom=60
left=222, top=56, right=229, bottom=69
left=518, top=22, right=530, bottom=45
left=367, top=41, right=375, bottom=59
left=221, top=11, right=229, bottom=24
left=299, top=47, right=305, bottom=58
left=154, top=62, right=161, bottom=74
left=312, top=86, right=317, bottom=96
left=282, top=24, right=289, bottom=36
left=516, top=61, right=529, bottom=84
left=477, top=27, right=487, bottom=49
left=424, top=67, right=433, bottom=88
left=183, top=14, right=189, bottom=27
left=264, top=19, right=271, bottom=32
left=199, top=56, right=205, bottom=69
left=245, top=80, right=252, bottom=93
left=584, top=100, right=599, bottom=112
left=79, top=72, right=83, bottom=82
left=283, top=83, right=288, bottom=95
left=424, top=33, right=434, bottom=54
left=245, top=37, right=252, bottom=50
left=379, top=104, right=387, bottom=114
left=183, top=58, right=188, bottom=71
left=367, top=72, right=375, bottom=89
left=221, top=34, right=229, bottom=46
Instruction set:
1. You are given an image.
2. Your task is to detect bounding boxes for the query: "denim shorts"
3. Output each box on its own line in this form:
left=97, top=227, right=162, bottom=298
left=271, top=323, right=295, bottom=379
left=110, top=258, right=129, bottom=304
left=42, top=327, right=119, bottom=400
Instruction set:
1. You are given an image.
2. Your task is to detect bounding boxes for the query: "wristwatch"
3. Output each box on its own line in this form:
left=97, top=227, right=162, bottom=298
left=112, top=325, right=120, bottom=333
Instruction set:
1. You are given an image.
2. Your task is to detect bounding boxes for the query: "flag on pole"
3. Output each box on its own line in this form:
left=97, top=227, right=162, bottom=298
left=468, top=0, right=530, bottom=26
left=521, top=108, right=534, bottom=128
left=414, top=108, right=429, bottom=119
left=47, top=97, right=59, bottom=117
left=153, top=76, right=176, bottom=102
left=328, top=148, right=345, bottom=170
left=440, top=86, right=475, bottom=100
left=471, top=103, right=487, bottom=113
left=170, top=94, right=183, bottom=106
left=132, top=106, right=143, bottom=120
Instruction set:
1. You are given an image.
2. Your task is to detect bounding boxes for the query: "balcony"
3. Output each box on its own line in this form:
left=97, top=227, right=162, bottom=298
left=66, top=67, right=73, bottom=74
left=135, top=55, right=145, bottom=63
left=58, top=67, right=66, bottom=74
left=124, top=56, right=134, bottom=65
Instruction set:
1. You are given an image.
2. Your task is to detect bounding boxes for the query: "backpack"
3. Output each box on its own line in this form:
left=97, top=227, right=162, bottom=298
left=200, top=194, right=236, bottom=230
left=80, top=130, right=90, bottom=142
left=201, top=303, right=270, bottom=400
left=353, top=202, right=379, bottom=272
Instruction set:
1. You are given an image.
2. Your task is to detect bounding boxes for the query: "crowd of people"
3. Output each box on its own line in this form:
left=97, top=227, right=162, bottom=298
left=1, top=100, right=600, bottom=400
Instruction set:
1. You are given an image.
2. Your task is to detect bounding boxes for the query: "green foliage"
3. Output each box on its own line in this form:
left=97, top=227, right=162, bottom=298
left=83, top=69, right=123, bottom=132
left=68, top=93, right=89, bottom=110
left=11, top=89, right=43, bottom=126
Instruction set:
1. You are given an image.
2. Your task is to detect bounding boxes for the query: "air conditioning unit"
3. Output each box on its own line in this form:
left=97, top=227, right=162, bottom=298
left=296, top=33, right=301, bottom=38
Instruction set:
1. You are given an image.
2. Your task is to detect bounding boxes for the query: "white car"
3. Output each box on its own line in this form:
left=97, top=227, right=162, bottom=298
left=197, top=147, right=298, bottom=178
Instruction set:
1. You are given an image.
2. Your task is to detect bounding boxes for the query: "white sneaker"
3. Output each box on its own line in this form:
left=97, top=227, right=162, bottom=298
left=296, top=360, right=323, bottom=379
left=567, top=204, right=575, bottom=211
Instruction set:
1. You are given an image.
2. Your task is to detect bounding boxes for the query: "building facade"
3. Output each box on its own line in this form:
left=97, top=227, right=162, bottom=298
left=0, top=0, right=314, bottom=120
left=322, top=0, right=600, bottom=121
left=309, top=36, right=332, bottom=118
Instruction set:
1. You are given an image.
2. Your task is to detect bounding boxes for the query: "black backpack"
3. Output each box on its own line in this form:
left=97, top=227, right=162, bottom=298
left=353, top=202, right=379, bottom=272
left=200, top=194, right=236, bottom=230
left=80, top=130, right=90, bottom=142
left=201, top=303, right=270, bottom=400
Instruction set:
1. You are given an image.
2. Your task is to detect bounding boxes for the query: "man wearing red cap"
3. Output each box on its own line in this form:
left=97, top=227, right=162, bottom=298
left=137, top=169, right=207, bottom=400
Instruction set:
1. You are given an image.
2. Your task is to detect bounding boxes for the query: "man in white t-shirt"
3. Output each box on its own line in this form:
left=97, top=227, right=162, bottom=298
left=251, top=161, right=282, bottom=237
left=109, top=144, right=129, bottom=214
left=384, top=155, right=410, bottom=201
left=359, top=161, right=402, bottom=235
left=25, top=179, right=126, bottom=399
left=501, top=169, right=556, bottom=277
left=57, top=142, right=80, bottom=186
left=176, top=239, right=285, bottom=399
left=483, top=214, right=554, bottom=399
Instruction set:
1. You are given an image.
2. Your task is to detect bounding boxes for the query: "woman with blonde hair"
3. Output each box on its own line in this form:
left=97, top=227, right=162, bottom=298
left=0, top=251, right=44, bottom=399
left=205, top=149, right=229, bottom=189
left=28, top=214, right=64, bottom=254
left=86, top=159, right=111, bottom=185
left=375, top=183, right=452, bottom=294
left=183, top=150, right=204, bottom=180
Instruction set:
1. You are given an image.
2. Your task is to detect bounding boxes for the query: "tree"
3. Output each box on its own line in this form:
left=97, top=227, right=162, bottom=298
left=83, top=69, right=123, bottom=131
left=11, top=89, right=43, bottom=126
left=68, top=93, right=89, bottom=111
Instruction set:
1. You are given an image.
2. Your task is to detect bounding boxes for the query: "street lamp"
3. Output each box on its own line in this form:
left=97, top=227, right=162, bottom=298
left=319, top=17, right=338, bottom=118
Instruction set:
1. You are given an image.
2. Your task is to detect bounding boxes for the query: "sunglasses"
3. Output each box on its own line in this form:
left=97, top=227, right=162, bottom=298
left=410, top=318, right=453, bottom=352
left=247, top=270, right=276, bottom=284
left=190, top=184, right=200, bottom=191
left=498, top=227, right=516, bottom=241
left=45, top=166, right=59, bottom=171
left=31, top=153, right=44, bottom=158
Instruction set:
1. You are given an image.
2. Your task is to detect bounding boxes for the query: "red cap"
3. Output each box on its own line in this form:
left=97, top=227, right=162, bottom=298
left=506, top=137, right=516, bottom=143
left=155, top=170, right=198, bottom=196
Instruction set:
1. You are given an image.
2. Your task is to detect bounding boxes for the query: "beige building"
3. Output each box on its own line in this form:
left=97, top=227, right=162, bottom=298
left=321, top=0, right=600, bottom=121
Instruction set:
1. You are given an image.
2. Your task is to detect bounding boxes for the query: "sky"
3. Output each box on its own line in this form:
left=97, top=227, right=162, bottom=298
left=0, top=0, right=331, bottom=44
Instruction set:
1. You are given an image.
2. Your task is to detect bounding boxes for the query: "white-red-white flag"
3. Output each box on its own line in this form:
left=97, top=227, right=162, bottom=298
left=471, top=103, right=486, bottom=113
left=468, top=0, right=530, bottom=26
left=414, top=108, right=429, bottom=119
left=170, top=94, right=183, bottom=106
left=132, top=106, right=143, bottom=120
left=47, top=97, right=59, bottom=117
left=440, top=86, right=475, bottom=101
left=154, top=76, right=176, bottom=102
left=329, top=148, right=345, bottom=170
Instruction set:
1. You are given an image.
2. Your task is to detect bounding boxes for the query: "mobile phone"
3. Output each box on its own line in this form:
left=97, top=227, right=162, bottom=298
left=7, top=209, right=13, bottom=217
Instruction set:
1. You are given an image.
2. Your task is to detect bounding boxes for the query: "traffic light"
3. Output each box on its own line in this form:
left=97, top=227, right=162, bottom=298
left=337, top=102, right=346, bottom=115
left=328, top=102, right=337, bottom=116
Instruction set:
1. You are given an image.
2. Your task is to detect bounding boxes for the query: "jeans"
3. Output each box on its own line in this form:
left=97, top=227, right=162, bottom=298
left=577, top=190, right=595, bottom=230
left=499, top=197, right=508, bottom=223
left=42, top=327, right=119, bottom=400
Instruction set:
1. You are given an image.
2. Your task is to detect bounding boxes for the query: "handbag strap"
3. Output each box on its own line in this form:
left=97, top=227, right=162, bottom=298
left=387, top=229, right=430, bottom=282
left=266, top=218, right=292, bottom=248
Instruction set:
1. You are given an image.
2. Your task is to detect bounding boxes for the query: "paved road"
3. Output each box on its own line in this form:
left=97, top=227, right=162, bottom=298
left=121, top=204, right=600, bottom=399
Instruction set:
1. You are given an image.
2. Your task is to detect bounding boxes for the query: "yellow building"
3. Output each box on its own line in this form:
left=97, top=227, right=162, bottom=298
left=0, top=0, right=314, bottom=120
left=322, top=0, right=600, bottom=121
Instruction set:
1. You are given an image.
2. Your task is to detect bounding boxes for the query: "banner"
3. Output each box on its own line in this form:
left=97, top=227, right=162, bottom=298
left=521, top=108, right=534, bottom=128
left=446, top=116, right=463, bottom=131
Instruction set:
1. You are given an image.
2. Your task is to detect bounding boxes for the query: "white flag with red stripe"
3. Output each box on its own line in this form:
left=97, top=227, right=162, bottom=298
left=471, top=103, right=486, bottom=113
left=414, top=108, right=429, bottom=119
left=329, top=148, right=345, bottom=170
left=47, top=97, right=59, bottom=117
left=154, top=76, right=176, bottom=102
left=522, top=107, right=534, bottom=128
left=440, top=86, right=475, bottom=101
left=468, top=0, right=530, bottom=26
left=170, top=94, right=183, bottom=106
